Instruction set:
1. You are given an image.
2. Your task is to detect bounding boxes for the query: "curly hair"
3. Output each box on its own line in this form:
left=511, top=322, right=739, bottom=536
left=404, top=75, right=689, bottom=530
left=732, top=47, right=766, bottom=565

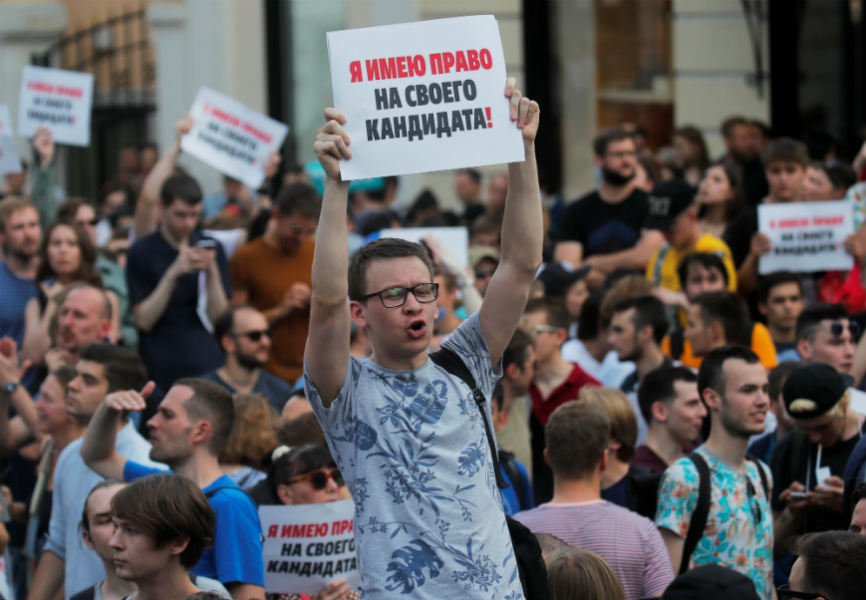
left=220, top=393, right=279, bottom=468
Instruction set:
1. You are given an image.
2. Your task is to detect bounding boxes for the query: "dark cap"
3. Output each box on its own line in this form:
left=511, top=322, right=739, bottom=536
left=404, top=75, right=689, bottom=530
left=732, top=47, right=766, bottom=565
left=644, top=180, right=696, bottom=231
left=660, top=565, right=760, bottom=600
left=782, top=363, right=852, bottom=420
left=535, top=262, right=591, bottom=298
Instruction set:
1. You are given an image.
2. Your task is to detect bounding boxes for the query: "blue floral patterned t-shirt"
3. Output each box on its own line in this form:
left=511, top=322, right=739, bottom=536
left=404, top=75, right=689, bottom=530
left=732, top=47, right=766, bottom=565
left=655, top=446, right=774, bottom=600
left=305, top=313, right=524, bottom=599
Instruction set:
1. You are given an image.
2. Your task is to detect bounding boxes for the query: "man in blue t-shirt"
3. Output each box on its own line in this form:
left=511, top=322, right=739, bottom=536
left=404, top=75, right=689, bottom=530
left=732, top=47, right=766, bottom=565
left=126, top=173, right=231, bottom=390
left=0, top=198, right=40, bottom=345
left=79, top=377, right=264, bottom=600
left=201, top=305, right=292, bottom=413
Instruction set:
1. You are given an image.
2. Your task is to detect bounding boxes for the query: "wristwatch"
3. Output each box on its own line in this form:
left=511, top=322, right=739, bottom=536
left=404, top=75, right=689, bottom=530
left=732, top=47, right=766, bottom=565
left=3, top=381, right=20, bottom=395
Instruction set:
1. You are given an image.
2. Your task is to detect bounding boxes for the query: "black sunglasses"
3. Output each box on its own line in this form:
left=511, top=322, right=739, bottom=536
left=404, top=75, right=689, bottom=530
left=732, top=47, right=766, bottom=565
left=777, top=584, right=822, bottom=599
left=77, top=218, right=100, bottom=227
left=830, top=320, right=860, bottom=339
left=233, top=328, right=271, bottom=342
left=474, top=268, right=495, bottom=279
left=288, top=467, right=343, bottom=490
left=745, top=478, right=762, bottom=527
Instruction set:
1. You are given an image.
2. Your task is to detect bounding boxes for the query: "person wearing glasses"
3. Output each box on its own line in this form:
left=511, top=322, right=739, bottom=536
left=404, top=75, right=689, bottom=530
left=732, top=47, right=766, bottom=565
left=79, top=377, right=265, bottom=600
left=202, top=306, right=292, bottom=414
left=304, top=79, right=540, bottom=599
left=523, top=298, right=600, bottom=504
left=655, top=346, right=774, bottom=600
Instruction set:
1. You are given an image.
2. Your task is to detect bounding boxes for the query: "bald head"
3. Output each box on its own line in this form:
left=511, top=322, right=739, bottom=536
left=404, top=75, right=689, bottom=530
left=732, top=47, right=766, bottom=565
left=58, top=286, right=112, bottom=361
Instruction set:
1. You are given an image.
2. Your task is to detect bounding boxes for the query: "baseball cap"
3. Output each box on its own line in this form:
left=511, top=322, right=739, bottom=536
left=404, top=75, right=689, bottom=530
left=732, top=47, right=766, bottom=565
left=468, top=245, right=499, bottom=268
left=535, top=262, right=591, bottom=297
left=782, top=363, right=852, bottom=420
left=644, top=180, right=696, bottom=231
left=660, top=565, right=760, bottom=600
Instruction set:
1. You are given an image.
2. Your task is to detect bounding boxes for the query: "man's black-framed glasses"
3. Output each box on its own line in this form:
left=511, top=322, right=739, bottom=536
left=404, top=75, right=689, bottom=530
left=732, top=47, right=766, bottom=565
left=362, top=282, right=439, bottom=308
left=233, top=328, right=271, bottom=342
left=776, top=584, right=822, bottom=599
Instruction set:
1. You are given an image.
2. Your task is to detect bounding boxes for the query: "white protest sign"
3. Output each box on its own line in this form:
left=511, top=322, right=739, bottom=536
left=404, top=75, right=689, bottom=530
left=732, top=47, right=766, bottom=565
left=181, top=87, right=288, bottom=189
left=758, top=200, right=855, bottom=274
left=327, top=15, right=524, bottom=180
left=18, top=65, right=94, bottom=146
left=375, top=226, right=469, bottom=267
left=260, top=500, right=361, bottom=595
left=0, top=105, right=22, bottom=175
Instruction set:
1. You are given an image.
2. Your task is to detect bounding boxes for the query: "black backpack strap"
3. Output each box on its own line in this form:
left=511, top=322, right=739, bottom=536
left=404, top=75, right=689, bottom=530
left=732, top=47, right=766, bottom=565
left=746, top=454, right=770, bottom=497
left=430, top=347, right=509, bottom=490
left=670, top=329, right=684, bottom=362
left=681, top=452, right=711, bottom=575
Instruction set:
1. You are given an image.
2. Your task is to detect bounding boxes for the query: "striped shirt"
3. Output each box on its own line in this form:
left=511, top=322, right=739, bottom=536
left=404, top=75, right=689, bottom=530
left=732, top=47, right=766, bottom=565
left=514, top=500, right=673, bottom=600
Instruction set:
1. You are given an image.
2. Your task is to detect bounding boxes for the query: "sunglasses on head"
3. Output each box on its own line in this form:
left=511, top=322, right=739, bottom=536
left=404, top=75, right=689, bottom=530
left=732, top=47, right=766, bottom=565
left=830, top=320, right=860, bottom=338
left=288, top=467, right=343, bottom=490
left=474, top=268, right=495, bottom=279
left=233, top=328, right=271, bottom=342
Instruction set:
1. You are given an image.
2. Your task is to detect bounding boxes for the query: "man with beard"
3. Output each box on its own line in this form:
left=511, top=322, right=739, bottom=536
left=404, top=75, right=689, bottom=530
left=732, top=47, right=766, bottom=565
left=554, top=127, right=663, bottom=277
left=0, top=198, right=41, bottom=344
left=720, top=115, right=768, bottom=206
left=80, top=377, right=265, bottom=600
left=201, top=305, right=291, bottom=413
left=655, top=346, right=773, bottom=599
left=229, top=183, right=319, bottom=383
left=608, top=294, right=670, bottom=444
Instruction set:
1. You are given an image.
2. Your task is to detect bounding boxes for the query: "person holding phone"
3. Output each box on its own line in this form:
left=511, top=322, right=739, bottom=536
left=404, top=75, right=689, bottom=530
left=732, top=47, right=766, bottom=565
left=126, top=173, right=231, bottom=390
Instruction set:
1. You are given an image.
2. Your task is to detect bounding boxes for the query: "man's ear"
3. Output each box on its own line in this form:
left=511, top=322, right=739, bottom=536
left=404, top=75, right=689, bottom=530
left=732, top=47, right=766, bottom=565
left=82, top=530, right=94, bottom=550
left=349, top=300, right=368, bottom=329
left=169, top=535, right=190, bottom=558
left=638, top=324, right=653, bottom=346
left=709, top=321, right=725, bottom=344
left=599, top=448, right=608, bottom=472
left=543, top=448, right=550, bottom=467
left=651, top=401, right=668, bottom=424
left=99, top=317, right=112, bottom=340
left=796, top=339, right=811, bottom=362
left=702, top=387, right=721, bottom=412
left=757, top=302, right=768, bottom=317
left=504, top=362, right=519, bottom=382
left=190, top=420, right=212, bottom=447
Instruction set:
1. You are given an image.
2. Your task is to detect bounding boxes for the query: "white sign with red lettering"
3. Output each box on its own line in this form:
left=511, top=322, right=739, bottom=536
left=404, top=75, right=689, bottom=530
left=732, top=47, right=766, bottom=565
left=260, top=500, right=361, bottom=595
left=0, top=105, right=22, bottom=175
left=17, top=65, right=94, bottom=146
left=327, top=15, right=525, bottom=180
left=181, top=87, right=288, bottom=189
left=758, top=200, right=855, bottom=274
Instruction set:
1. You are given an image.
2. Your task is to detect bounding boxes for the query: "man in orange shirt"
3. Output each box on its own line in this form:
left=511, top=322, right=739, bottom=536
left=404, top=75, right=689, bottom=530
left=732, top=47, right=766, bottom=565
left=229, top=183, right=319, bottom=382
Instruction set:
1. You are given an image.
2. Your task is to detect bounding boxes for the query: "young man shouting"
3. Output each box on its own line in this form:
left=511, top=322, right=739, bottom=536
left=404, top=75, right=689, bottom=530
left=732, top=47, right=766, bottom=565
left=305, top=79, right=541, bottom=598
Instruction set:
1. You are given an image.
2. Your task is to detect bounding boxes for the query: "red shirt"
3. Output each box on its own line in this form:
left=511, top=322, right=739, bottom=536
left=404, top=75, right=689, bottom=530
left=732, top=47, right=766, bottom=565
left=529, top=363, right=600, bottom=425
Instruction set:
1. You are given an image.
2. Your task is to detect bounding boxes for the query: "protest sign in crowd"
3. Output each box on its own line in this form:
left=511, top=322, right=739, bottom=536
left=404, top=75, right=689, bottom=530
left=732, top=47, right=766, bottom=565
left=1, top=14, right=866, bottom=600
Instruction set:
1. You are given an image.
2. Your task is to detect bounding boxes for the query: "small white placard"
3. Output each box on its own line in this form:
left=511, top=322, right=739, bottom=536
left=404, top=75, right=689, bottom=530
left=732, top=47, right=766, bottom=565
left=757, top=201, right=855, bottom=274
left=17, top=65, right=94, bottom=146
left=326, top=15, right=524, bottom=179
left=260, top=500, right=361, bottom=595
left=181, top=87, right=289, bottom=189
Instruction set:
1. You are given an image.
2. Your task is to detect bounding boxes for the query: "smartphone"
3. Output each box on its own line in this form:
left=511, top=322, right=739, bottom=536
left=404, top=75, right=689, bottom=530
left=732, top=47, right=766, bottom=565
left=195, top=239, right=218, bottom=250
left=789, top=491, right=809, bottom=500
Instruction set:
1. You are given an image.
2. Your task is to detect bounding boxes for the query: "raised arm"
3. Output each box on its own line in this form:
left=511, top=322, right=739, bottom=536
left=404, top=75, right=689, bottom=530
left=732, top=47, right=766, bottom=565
left=0, top=338, right=40, bottom=456
left=133, top=115, right=192, bottom=239
left=80, top=382, right=153, bottom=479
left=479, top=79, right=542, bottom=366
left=30, top=127, right=56, bottom=231
left=304, top=109, right=353, bottom=408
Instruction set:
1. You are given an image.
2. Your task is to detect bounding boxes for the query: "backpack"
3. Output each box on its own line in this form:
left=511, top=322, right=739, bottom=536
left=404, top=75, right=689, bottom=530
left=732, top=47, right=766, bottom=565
left=679, top=452, right=769, bottom=575
left=430, top=346, right=548, bottom=600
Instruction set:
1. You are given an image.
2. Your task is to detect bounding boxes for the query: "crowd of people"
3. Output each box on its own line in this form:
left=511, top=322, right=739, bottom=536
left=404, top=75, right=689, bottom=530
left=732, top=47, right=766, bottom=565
left=1, top=74, right=866, bottom=600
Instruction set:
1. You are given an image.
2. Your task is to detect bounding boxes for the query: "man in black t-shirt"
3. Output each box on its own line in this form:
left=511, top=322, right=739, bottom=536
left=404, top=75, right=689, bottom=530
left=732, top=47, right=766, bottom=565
left=554, top=127, right=663, bottom=277
left=771, top=363, right=865, bottom=554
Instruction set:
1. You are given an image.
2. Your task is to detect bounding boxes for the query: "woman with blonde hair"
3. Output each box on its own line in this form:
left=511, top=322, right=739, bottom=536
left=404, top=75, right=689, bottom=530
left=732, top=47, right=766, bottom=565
left=219, top=393, right=279, bottom=489
left=546, top=546, right=626, bottom=600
